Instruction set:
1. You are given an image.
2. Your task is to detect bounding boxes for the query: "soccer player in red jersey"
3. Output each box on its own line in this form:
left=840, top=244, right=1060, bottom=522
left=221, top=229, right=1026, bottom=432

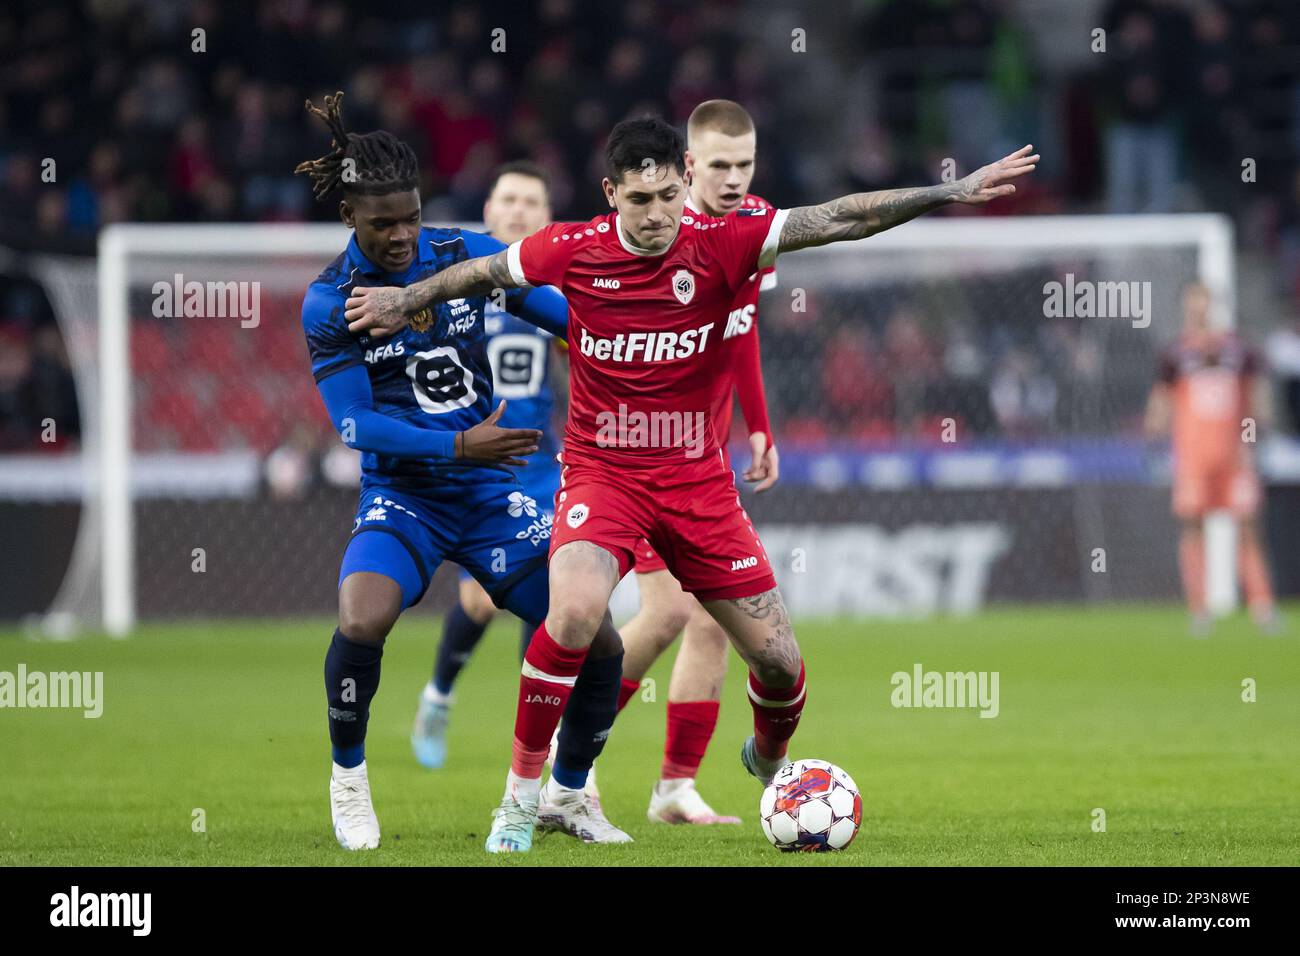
left=617, top=100, right=780, bottom=826
left=345, top=119, right=1037, bottom=853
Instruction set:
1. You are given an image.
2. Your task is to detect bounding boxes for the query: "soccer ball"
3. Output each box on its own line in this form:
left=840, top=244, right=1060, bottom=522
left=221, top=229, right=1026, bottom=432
left=759, top=759, right=861, bottom=852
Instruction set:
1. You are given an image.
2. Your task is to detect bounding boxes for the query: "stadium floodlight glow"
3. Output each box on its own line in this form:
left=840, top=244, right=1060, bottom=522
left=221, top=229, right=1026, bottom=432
left=81, top=215, right=1237, bottom=635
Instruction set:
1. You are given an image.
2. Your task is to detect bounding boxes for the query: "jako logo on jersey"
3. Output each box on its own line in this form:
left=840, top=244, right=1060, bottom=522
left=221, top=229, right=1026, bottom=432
left=578, top=323, right=714, bottom=363
left=672, top=269, right=695, bottom=305
left=525, top=694, right=563, bottom=706
left=567, top=503, right=590, bottom=528
left=731, top=556, right=758, bottom=571
left=365, top=342, right=406, bottom=363
left=723, top=304, right=755, bottom=340
left=508, top=491, right=538, bottom=518
left=592, top=277, right=621, bottom=289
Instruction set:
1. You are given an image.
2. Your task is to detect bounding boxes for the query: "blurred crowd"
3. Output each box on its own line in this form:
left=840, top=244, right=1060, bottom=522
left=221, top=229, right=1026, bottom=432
left=0, top=0, right=803, bottom=240
left=0, top=271, right=79, bottom=450
left=3, top=0, right=1300, bottom=454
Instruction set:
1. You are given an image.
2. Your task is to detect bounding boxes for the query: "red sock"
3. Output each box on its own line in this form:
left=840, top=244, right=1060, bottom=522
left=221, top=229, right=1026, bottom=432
left=747, top=663, right=806, bottom=761
left=616, top=678, right=639, bottom=713
left=661, top=700, right=720, bottom=779
left=511, top=622, right=588, bottom=779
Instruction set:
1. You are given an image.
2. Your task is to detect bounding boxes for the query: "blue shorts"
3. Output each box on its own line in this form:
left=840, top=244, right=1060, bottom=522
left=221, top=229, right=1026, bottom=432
left=457, top=463, right=559, bottom=586
left=338, top=470, right=555, bottom=621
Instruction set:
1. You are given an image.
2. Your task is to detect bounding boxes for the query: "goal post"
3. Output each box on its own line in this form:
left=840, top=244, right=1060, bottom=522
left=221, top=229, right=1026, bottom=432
left=97, top=224, right=357, bottom=635
left=85, top=214, right=1235, bottom=635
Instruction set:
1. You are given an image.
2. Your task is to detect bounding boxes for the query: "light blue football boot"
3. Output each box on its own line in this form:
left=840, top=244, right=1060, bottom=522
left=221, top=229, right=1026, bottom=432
left=740, top=735, right=791, bottom=786
left=485, top=785, right=539, bottom=854
left=411, top=690, right=450, bottom=769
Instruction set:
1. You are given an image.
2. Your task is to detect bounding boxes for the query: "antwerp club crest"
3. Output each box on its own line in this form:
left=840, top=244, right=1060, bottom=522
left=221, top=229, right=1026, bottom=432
left=671, top=269, right=695, bottom=305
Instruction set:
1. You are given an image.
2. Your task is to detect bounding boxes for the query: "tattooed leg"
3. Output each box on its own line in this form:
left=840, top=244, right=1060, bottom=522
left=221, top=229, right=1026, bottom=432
left=702, top=587, right=802, bottom=688
left=704, top=587, right=807, bottom=769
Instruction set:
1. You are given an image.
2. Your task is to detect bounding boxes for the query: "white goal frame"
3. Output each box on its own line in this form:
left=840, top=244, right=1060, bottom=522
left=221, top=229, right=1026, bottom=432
left=97, top=215, right=1236, bottom=635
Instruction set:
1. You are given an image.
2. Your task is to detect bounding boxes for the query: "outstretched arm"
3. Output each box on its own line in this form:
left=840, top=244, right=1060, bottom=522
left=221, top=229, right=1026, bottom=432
left=343, top=250, right=518, bottom=337
left=778, top=145, right=1039, bottom=254
left=317, top=365, right=541, bottom=464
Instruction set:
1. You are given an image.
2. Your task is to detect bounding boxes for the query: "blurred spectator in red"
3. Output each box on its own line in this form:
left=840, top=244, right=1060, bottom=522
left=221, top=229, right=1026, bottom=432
left=884, top=306, right=940, bottom=436
left=822, top=326, right=893, bottom=437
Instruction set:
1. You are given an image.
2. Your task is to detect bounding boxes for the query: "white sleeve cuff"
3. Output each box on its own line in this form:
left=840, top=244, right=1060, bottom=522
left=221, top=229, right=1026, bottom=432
left=506, top=240, right=529, bottom=287
left=758, top=208, right=788, bottom=271
left=759, top=269, right=778, bottom=292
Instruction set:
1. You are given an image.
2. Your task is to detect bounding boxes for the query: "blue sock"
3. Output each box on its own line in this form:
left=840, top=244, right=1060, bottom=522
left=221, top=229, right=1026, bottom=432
left=432, top=603, right=488, bottom=696
left=325, top=629, right=383, bottom=768
left=553, top=651, right=623, bottom=789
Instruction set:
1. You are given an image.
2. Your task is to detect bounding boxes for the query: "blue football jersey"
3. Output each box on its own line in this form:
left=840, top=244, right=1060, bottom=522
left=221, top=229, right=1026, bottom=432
left=483, top=297, right=560, bottom=465
left=303, top=227, right=537, bottom=486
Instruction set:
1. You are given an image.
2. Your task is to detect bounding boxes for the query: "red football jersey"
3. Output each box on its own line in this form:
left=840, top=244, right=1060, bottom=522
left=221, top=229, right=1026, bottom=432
left=507, top=204, right=787, bottom=464
left=687, top=192, right=777, bottom=449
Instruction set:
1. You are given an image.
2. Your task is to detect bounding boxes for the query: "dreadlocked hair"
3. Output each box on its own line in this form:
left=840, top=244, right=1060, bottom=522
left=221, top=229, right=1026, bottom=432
left=294, top=91, right=420, bottom=201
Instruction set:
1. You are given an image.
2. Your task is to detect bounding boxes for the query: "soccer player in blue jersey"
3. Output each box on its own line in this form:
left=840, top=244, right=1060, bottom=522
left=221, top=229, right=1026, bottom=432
left=294, top=93, right=628, bottom=851
left=409, top=162, right=626, bottom=843
left=411, top=162, right=566, bottom=767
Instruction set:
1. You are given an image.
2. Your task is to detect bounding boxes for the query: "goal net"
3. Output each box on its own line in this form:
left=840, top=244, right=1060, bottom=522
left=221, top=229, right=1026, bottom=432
left=24, top=215, right=1236, bottom=633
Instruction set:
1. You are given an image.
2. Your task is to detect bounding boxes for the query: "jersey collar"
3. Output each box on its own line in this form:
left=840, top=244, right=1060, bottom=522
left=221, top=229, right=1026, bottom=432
left=345, top=230, right=430, bottom=279
left=614, top=214, right=679, bottom=257
left=345, top=233, right=385, bottom=277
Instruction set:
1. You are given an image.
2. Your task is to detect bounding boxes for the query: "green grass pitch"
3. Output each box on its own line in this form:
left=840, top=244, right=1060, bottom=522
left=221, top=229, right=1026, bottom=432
left=2, top=605, right=1297, bottom=866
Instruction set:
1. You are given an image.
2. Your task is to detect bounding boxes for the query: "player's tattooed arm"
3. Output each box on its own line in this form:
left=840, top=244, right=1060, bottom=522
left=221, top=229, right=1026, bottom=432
left=778, top=145, right=1039, bottom=253
left=343, top=250, right=518, bottom=337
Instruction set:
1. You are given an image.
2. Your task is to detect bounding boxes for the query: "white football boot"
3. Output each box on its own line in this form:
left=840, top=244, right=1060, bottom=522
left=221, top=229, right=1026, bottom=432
left=545, top=725, right=603, bottom=801
left=537, top=776, right=633, bottom=844
left=647, top=777, right=742, bottom=825
left=330, top=761, right=380, bottom=850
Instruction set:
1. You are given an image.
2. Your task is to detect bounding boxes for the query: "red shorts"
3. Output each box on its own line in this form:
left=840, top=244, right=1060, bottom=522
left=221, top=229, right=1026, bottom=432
left=551, top=447, right=775, bottom=601
left=633, top=537, right=669, bottom=574
left=1173, top=459, right=1261, bottom=519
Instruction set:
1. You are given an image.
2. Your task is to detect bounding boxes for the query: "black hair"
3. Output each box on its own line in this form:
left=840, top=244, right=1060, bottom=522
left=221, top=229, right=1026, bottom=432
left=604, top=117, right=686, bottom=183
left=294, top=91, right=420, bottom=201
left=488, top=159, right=550, bottom=197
